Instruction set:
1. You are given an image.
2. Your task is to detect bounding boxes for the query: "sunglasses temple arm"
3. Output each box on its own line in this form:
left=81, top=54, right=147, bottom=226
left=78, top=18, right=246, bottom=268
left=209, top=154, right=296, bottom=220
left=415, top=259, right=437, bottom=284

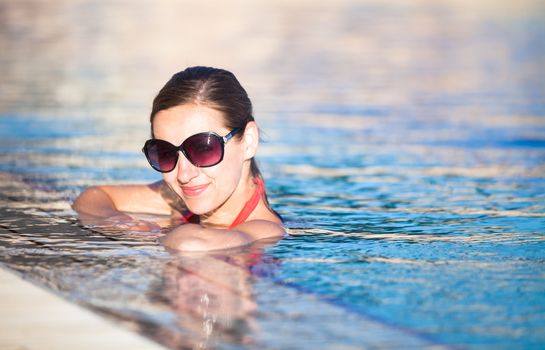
left=223, top=128, right=241, bottom=143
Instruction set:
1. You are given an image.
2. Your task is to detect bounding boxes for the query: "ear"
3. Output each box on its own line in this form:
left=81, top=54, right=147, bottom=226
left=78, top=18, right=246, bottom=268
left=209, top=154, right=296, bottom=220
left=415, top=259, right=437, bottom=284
left=242, top=121, right=259, bottom=160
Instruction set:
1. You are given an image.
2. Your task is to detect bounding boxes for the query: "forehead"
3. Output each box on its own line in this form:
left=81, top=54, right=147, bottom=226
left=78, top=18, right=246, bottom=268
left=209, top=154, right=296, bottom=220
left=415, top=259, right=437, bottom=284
left=152, top=104, right=228, bottom=143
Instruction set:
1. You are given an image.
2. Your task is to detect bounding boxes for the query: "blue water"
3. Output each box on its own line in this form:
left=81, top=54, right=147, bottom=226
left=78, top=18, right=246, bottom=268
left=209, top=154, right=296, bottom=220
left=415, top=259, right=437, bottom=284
left=1, top=1, right=545, bottom=349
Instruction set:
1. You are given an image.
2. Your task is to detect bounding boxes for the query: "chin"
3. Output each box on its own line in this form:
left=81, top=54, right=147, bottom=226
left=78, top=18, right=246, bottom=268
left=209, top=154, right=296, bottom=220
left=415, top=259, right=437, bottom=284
left=183, top=198, right=214, bottom=216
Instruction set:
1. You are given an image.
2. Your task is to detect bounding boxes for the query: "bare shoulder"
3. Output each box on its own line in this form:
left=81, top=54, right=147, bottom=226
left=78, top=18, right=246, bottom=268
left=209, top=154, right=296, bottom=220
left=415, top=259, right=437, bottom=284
left=234, top=219, right=286, bottom=240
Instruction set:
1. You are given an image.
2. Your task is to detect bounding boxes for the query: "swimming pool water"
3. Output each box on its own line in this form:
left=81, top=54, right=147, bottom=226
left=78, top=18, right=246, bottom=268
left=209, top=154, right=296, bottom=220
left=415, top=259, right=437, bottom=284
left=1, top=1, right=545, bottom=349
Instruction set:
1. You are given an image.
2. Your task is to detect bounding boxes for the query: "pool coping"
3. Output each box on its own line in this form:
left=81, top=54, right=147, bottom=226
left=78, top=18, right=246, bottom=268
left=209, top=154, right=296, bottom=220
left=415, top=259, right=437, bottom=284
left=0, top=264, right=165, bottom=350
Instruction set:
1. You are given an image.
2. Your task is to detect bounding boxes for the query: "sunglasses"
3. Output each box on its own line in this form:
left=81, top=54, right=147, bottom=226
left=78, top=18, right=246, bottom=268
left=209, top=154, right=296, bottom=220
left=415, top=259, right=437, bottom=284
left=143, top=128, right=241, bottom=172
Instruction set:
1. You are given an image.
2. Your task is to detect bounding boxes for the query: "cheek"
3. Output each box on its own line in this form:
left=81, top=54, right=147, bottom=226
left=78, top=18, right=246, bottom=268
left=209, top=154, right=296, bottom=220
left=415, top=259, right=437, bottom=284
left=206, top=163, right=240, bottom=190
left=221, top=145, right=245, bottom=179
left=162, top=173, right=179, bottom=191
left=207, top=148, right=245, bottom=189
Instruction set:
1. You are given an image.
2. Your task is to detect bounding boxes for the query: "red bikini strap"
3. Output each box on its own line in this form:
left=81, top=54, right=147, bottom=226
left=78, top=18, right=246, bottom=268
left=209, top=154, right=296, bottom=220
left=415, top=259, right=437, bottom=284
left=180, top=211, right=194, bottom=223
left=229, top=177, right=264, bottom=229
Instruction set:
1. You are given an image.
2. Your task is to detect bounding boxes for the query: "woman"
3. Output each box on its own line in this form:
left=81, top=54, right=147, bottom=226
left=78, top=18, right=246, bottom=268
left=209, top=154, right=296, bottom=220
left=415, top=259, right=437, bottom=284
left=73, top=66, right=285, bottom=251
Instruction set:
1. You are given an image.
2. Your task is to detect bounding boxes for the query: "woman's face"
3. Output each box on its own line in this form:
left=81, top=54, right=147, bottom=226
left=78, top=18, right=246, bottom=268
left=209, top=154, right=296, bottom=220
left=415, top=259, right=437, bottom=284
left=152, top=103, right=247, bottom=215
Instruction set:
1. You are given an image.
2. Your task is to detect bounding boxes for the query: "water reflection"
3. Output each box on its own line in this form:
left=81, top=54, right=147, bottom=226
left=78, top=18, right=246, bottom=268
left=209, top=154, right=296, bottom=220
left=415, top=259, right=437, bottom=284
left=155, top=253, right=260, bottom=349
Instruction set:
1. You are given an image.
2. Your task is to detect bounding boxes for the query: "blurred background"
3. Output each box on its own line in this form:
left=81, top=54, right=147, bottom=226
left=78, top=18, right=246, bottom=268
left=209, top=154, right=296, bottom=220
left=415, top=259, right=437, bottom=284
left=1, top=0, right=544, bottom=191
left=1, top=0, right=544, bottom=164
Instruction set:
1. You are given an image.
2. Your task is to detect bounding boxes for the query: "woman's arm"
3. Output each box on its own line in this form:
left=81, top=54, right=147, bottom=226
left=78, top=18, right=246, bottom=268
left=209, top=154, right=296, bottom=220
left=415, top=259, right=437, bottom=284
left=73, top=181, right=174, bottom=216
left=160, top=220, right=285, bottom=252
left=72, top=181, right=177, bottom=230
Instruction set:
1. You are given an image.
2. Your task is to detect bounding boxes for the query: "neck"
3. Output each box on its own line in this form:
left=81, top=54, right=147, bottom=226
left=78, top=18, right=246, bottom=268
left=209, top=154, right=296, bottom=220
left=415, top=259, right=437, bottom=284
left=199, top=173, right=258, bottom=228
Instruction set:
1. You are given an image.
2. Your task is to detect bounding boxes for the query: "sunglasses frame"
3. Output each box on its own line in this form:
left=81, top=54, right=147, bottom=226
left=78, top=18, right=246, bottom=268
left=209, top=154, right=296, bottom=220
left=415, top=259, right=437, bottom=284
left=143, top=128, right=241, bottom=173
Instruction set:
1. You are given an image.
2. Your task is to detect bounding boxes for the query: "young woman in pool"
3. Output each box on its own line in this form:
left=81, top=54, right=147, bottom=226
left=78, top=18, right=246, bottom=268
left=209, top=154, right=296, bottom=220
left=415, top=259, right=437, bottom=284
left=73, top=66, right=285, bottom=251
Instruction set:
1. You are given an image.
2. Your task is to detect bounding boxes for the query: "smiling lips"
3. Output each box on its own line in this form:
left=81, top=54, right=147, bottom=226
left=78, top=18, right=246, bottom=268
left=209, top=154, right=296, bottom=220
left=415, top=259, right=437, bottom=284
left=181, top=183, right=210, bottom=197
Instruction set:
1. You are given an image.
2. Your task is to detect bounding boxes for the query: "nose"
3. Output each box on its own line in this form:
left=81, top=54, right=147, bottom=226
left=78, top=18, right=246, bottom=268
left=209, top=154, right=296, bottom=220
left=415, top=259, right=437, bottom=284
left=176, top=151, right=200, bottom=184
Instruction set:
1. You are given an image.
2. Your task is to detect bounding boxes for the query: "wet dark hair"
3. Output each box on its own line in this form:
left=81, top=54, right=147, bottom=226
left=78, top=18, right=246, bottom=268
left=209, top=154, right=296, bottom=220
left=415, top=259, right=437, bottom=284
left=150, top=66, right=280, bottom=217
left=150, top=66, right=261, bottom=178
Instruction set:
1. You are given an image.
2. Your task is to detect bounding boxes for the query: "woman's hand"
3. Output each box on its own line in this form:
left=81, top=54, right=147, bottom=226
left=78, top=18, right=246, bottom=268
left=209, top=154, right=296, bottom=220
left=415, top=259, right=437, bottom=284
left=79, top=212, right=162, bottom=233
left=102, top=213, right=162, bottom=232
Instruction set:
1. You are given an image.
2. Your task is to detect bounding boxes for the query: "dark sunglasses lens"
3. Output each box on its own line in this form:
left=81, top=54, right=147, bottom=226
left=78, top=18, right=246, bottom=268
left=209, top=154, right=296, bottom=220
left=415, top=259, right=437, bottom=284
left=183, top=133, right=223, bottom=167
left=145, top=139, right=178, bottom=172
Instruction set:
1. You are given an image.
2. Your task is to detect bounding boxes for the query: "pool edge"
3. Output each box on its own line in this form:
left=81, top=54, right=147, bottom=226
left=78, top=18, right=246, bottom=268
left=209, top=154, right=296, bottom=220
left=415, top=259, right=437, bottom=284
left=0, top=264, right=166, bottom=350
